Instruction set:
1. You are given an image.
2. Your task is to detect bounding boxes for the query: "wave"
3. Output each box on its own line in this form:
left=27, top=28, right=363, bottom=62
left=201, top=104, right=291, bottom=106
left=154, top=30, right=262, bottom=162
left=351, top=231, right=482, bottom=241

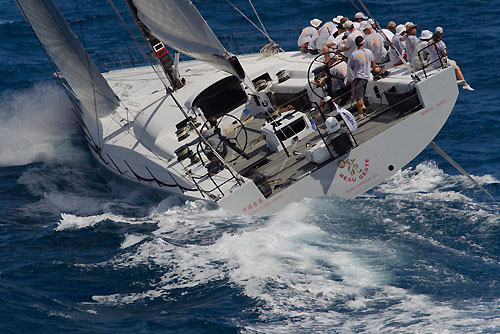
left=375, top=160, right=498, bottom=201
left=79, top=197, right=500, bottom=332
left=0, top=83, right=77, bottom=167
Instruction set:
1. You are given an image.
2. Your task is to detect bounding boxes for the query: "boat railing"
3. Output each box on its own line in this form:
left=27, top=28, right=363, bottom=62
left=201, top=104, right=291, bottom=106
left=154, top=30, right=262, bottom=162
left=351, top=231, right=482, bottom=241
left=417, top=42, right=447, bottom=79
left=89, top=46, right=151, bottom=72
left=89, top=28, right=301, bottom=73
left=217, top=27, right=299, bottom=55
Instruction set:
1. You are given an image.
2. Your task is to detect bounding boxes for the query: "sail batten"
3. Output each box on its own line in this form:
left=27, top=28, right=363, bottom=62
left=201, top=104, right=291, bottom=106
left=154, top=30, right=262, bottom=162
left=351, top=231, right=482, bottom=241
left=131, top=0, right=241, bottom=78
left=15, top=0, right=119, bottom=118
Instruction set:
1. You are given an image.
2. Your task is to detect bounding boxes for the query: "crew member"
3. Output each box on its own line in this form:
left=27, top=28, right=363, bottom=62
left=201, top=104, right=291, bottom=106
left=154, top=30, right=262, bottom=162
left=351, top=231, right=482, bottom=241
left=347, top=36, right=380, bottom=118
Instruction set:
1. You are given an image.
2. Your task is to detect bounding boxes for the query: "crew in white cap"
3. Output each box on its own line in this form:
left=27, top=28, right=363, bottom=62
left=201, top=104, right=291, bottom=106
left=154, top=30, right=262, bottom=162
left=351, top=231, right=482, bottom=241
left=334, top=20, right=363, bottom=59
left=317, top=55, right=348, bottom=93
left=389, top=24, right=406, bottom=66
left=361, top=21, right=389, bottom=64
left=428, top=27, right=473, bottom=90
left=321, top=23, right=347, bottom=64
left=410, top=29, right=433, bottom=69
left=353, top=12, right=367, bottom=30
left=297, top=19, right=322, bottom=52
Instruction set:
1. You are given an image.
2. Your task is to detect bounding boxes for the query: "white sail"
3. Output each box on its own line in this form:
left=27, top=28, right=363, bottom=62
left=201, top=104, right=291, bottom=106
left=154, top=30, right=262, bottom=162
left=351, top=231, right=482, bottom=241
left=15, top=0, right=119, bottom=118
left=131, top=0, right=242, bottom=78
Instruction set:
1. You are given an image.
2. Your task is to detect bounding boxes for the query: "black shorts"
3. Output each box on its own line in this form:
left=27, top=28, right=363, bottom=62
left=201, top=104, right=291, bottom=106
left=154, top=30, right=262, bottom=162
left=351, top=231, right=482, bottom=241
left=352, top=78, right=368, bottom=100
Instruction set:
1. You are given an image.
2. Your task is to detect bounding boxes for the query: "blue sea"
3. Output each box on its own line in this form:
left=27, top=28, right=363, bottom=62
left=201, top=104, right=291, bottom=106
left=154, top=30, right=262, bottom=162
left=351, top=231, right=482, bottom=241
left=1, top=0, right=499, bottom=333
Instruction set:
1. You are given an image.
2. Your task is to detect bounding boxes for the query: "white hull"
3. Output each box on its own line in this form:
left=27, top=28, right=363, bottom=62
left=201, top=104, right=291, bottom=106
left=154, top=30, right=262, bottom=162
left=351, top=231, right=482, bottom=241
left=76, top=51, right=458, bottom=216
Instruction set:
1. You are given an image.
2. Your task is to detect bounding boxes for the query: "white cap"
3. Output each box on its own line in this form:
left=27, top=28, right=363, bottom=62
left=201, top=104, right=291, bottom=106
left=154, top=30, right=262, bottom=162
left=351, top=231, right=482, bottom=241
left=343, top=20, right=354, bottom=29
left=325, top=117, right=340, bottom=133
left=361, top=21, right=371, bottom=31
left=435, top=26, right=443, bottom=34
left=396, top=24, right=406, bottom=35
left=420, top=29, right=433, bottom=40
left=310, top=18, right=322, bottom=28
left=354, top=12, right=367, bottom=20
left=333, top=15, right=343, bottom=24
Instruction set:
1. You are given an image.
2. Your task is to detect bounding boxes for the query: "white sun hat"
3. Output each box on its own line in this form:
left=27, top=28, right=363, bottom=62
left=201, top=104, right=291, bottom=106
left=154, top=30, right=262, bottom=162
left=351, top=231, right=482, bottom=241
left=420, top=29, right=433, bottom=40
left=310, top=18, right=322, bottom=28
left=333, top=15, right=343, bottom=24
left=396, top=24, right=406, bottom=35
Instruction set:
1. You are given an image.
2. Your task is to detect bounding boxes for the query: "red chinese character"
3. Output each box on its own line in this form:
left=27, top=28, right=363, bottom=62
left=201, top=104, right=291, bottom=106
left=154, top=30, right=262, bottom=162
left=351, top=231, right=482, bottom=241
left=258, top=198, right=264, bottom=204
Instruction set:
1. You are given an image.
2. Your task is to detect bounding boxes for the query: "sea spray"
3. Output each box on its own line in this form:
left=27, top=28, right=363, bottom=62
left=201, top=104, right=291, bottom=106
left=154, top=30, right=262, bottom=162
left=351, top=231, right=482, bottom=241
left=0, top=83, right=76, bottom=166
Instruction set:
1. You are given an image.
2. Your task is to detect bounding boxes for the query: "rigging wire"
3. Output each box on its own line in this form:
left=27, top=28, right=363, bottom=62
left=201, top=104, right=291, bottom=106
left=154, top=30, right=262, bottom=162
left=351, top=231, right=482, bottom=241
left=105, top=1, right=232, bottom=194
left=225, top=0, right=282, bottom=51
left=248, top=0, right=270, bottom=42
left=109, top=2, right=244, bottom=187
left=106, top=0, right=171, bottom=92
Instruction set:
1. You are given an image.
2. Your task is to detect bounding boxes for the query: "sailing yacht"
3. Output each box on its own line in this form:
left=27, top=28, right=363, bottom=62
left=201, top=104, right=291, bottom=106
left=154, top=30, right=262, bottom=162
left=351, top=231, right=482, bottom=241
left=15, top=0, right=460, bottom=215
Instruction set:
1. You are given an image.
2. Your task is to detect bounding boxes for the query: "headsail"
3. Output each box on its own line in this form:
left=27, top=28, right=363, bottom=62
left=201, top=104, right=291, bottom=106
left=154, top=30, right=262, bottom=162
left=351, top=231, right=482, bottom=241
left=130, top=0, right=244, bottom=79
left=15, top=0, right=119, bottom=118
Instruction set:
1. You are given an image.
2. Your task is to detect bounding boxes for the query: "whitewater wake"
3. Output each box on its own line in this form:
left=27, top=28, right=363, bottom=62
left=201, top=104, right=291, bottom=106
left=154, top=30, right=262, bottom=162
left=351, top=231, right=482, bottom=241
left=46, top=161, right=499, bottom=332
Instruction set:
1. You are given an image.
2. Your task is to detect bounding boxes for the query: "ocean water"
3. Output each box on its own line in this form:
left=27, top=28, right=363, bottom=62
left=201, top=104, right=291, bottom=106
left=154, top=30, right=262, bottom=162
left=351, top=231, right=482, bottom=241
left=1, top=0, right=499, bottom=333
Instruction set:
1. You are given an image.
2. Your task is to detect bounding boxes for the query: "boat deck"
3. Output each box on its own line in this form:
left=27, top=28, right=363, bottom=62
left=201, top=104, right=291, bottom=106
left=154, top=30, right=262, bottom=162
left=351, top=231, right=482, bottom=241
left=227, top=100, right=414, bottom=197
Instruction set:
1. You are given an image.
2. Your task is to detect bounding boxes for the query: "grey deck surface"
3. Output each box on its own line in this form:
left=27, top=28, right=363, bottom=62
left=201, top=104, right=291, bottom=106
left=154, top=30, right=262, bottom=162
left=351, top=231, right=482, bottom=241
left=225, top=102, right=415, bottom=197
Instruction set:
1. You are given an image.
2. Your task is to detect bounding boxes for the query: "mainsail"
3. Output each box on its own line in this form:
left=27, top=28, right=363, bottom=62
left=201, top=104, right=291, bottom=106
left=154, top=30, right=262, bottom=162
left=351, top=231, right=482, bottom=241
left=15, top=0, right=119, bottom=118
left=130, top=0, right=243, bottom=79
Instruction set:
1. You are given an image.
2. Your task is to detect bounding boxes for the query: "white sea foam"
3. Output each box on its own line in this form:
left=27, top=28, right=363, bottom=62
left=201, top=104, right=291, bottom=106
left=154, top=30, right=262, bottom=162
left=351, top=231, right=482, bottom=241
left=0, top=83, right=76, bottom=166
left=49, top=159, right=497, bottom=332
left=56, top=212, right=133, bottom=231
left=120, top=233, right=148, bottom=249
left=84, top=197, right=500, bottom=332
left=378, top=160, right=498, bottom=198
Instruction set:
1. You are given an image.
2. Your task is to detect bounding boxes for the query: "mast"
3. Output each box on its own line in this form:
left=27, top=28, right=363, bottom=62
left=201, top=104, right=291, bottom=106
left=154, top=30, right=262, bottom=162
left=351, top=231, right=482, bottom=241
left=128, top=0, right=244, bottom=80
left=124, top=0, right=184, bottom=91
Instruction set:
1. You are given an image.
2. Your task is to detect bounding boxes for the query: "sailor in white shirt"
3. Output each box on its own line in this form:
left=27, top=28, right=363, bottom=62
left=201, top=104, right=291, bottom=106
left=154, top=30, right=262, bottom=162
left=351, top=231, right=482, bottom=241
left=410, top=29, right=433, bottom=69
left=428, top=30, right=446, bottom=66
left=329, top=59, right=348, bottom=91
left=353, top=12, right=367, bottom=30
left=334, top=20, right=363, bottom=59
left=347, top=36, right=380, bottom=117
left=428, top=27, right=473, bottom=90
left=297, top=19, right=322, bottom=52
left=361, top=21, right=389, bottom=64
left=315, top=19, right=337, bottom=53
left=389, top=24, right=406, bottom=66
left=321, top=24, right=346, bottom=64
left=404, top=22, right=420, bottom=65
left=381, top=21, right=396, bottom=48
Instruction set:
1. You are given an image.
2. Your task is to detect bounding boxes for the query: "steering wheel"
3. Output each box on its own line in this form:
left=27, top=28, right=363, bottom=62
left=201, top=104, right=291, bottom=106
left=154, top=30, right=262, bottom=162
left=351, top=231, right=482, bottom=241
left=307, top=51, right=348, bottom=100
left=197, top=113, right=248, bottom=164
